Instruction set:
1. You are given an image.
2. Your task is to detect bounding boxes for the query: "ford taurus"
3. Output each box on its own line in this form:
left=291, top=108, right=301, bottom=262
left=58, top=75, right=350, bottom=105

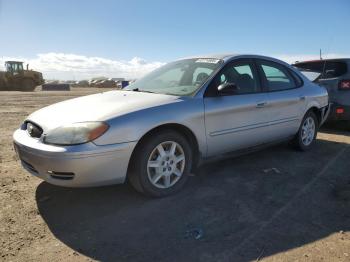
left=13, top=54, right=330, bottom=197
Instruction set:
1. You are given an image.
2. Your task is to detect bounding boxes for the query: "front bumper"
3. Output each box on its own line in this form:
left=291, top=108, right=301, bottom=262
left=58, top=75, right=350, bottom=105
left=13, top=129, right=137, bottom=187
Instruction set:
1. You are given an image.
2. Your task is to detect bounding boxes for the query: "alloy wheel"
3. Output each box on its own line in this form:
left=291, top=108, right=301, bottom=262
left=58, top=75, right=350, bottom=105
left=301, top=116, right=315, bottom=146
left=147, top=141, right=186, bottom=189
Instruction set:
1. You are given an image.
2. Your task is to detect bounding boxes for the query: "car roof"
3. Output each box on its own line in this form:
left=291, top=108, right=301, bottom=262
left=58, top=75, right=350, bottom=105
left=180, top=53, right=237, bottom=60
left=294, top=58, right=350, bottom=65
left=5, top=61, right=24, bottom=63
left=179, top=53, right=290, bottom=65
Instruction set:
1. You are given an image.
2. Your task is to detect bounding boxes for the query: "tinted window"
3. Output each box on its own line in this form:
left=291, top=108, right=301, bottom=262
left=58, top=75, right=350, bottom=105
left=289, top=69, right=303, bottom=87
left=294, top=61, right=347, bottom=80
left=207, top=60, right=259, bottom=96
left=258, top=61, right=296, bottom=91
left=321, top=61, right=346, bottom=78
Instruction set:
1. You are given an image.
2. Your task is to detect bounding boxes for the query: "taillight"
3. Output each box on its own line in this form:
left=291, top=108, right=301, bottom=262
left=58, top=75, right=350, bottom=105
left=336, top=108, right=344, bottom=114
left=339, top=80, right=350, bottom=90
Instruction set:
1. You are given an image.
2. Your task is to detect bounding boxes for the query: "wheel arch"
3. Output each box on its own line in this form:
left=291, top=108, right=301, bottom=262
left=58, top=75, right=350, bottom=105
left=127, top=123, right=201, bottom=176
left=305, top=105, right=322, bottom=126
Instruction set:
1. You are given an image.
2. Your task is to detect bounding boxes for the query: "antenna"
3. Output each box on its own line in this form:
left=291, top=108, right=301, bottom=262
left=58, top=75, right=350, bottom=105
left=321, top=37, right=333, bottom=79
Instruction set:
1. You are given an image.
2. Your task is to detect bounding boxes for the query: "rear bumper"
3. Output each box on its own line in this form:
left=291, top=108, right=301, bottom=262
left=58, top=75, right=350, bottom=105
left=13, top=129, right=137, bottom=187
left=326, top=103, right=350, bottom=122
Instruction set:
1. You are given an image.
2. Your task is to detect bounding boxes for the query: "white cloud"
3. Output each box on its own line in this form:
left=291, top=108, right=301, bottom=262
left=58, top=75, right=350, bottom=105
left=0, top=53, right=164, bottom=80
left=1, top=52, right=349, bottom=81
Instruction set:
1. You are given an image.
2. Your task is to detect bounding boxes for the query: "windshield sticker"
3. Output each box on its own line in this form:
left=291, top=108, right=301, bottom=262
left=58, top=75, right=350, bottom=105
left=195, top=58, right=220, bottom=64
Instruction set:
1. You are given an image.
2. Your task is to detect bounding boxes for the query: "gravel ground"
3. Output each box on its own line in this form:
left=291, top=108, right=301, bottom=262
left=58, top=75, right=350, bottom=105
left=0, top=88, right=349, bottom=262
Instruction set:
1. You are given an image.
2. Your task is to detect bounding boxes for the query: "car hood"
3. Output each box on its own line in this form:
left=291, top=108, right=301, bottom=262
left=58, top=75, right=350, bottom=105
left=27, top=90, right=180, bottom=131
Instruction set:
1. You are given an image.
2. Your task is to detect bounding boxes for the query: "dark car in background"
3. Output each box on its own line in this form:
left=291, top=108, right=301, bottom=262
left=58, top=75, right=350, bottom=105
left=293, top=59, right=350, bottom=124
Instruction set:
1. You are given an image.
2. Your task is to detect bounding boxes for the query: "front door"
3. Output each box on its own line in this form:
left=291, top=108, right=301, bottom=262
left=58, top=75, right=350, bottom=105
left=204, top=59, right=271, bottom=156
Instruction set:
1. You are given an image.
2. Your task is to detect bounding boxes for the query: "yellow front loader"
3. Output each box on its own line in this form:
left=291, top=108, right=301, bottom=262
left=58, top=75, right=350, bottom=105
left=0, top=61, right=44, bottom=91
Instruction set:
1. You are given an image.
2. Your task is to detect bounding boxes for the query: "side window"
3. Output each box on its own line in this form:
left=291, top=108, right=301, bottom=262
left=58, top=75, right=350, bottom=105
left=289, top=69, right=303, bottom=87
left=258, top=61, right=296, bottom=91
left=12, top=63, right=19, bottom=75
left=207, top=60, right=259, bottom=96
left=234, top=65, right=254, bottom=78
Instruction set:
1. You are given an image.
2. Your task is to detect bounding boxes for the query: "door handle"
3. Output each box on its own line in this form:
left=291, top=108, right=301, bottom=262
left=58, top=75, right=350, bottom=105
left=299, top=95, right=306, bottom=101
left=256, top=101, right=267, bottom=108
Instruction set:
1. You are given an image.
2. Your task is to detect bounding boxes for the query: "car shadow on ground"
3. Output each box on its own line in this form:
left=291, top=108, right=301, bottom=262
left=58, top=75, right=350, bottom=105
left=36, top=138, right=350, bottom=262
left=321, top=121, right=350, bottom=136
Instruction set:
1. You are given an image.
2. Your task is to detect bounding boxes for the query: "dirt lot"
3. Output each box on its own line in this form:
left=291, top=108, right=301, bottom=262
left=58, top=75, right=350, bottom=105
left=0, top=88, right=349, bottom=262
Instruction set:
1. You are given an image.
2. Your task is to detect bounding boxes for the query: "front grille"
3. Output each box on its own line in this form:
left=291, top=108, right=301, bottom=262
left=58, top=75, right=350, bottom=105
left=25, top=121, right=43, bottom=138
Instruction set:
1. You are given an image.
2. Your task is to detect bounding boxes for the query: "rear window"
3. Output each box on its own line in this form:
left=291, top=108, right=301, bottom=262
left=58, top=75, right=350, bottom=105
left=294, top=61, right=347, bottom=80
left=289, top=69, right=303, bottom=87
left=257, top=60, right=297, bottom=91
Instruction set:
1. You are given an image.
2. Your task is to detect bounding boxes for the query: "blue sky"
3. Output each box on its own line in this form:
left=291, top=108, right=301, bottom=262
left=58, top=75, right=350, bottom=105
left=0, top=0, right=349, bottom=79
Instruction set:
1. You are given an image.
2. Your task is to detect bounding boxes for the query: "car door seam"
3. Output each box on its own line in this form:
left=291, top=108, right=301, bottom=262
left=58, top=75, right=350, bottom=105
left=209, top=116, right=299, bottom=136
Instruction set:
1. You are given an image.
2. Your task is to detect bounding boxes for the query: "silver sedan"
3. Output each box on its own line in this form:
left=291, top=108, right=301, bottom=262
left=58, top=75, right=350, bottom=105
left=13, top=54, right=330, bottom=197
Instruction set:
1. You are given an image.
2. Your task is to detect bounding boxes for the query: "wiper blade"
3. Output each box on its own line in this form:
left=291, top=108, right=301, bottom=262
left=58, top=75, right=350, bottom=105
left=131, top=88, right=155, bottom=93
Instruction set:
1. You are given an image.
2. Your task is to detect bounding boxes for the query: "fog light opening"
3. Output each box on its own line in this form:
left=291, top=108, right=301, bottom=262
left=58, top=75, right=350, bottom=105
left=48, top=171, right=75, bottom=180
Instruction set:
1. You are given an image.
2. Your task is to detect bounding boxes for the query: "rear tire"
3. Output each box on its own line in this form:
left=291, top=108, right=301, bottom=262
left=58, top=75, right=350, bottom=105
left=128, top=130, right=193, bottom=197
left=292, top=111, right=319, bottom=151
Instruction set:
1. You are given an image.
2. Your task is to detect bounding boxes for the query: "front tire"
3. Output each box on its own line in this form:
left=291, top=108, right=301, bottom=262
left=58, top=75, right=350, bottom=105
left=128, top=130, right=193, bottom=197
left=292, top=111, right=318, bottom=151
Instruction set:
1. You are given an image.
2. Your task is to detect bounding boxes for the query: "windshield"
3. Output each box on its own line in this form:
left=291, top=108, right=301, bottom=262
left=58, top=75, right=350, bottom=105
left=125, top=58, right=223, bottom=96
left=5, top=62, right=23, bottom=74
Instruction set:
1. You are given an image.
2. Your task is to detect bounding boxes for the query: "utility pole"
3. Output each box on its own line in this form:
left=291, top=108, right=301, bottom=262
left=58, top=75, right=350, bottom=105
left=320, top=49, right=322, bottom=60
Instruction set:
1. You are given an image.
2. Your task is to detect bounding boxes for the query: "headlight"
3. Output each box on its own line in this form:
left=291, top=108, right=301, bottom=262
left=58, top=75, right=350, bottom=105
left=43, top=122, right=109, bottom=145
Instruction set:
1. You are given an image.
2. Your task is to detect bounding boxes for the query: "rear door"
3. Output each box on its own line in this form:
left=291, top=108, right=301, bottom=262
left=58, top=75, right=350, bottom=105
left=203, top=59, right=270, bottom=156
left=256, top=59, right=306, bottom=139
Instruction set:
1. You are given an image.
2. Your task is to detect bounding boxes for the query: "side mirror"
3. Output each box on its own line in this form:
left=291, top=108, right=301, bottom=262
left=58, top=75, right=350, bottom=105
left=217, top=82, right=238, bottom=94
